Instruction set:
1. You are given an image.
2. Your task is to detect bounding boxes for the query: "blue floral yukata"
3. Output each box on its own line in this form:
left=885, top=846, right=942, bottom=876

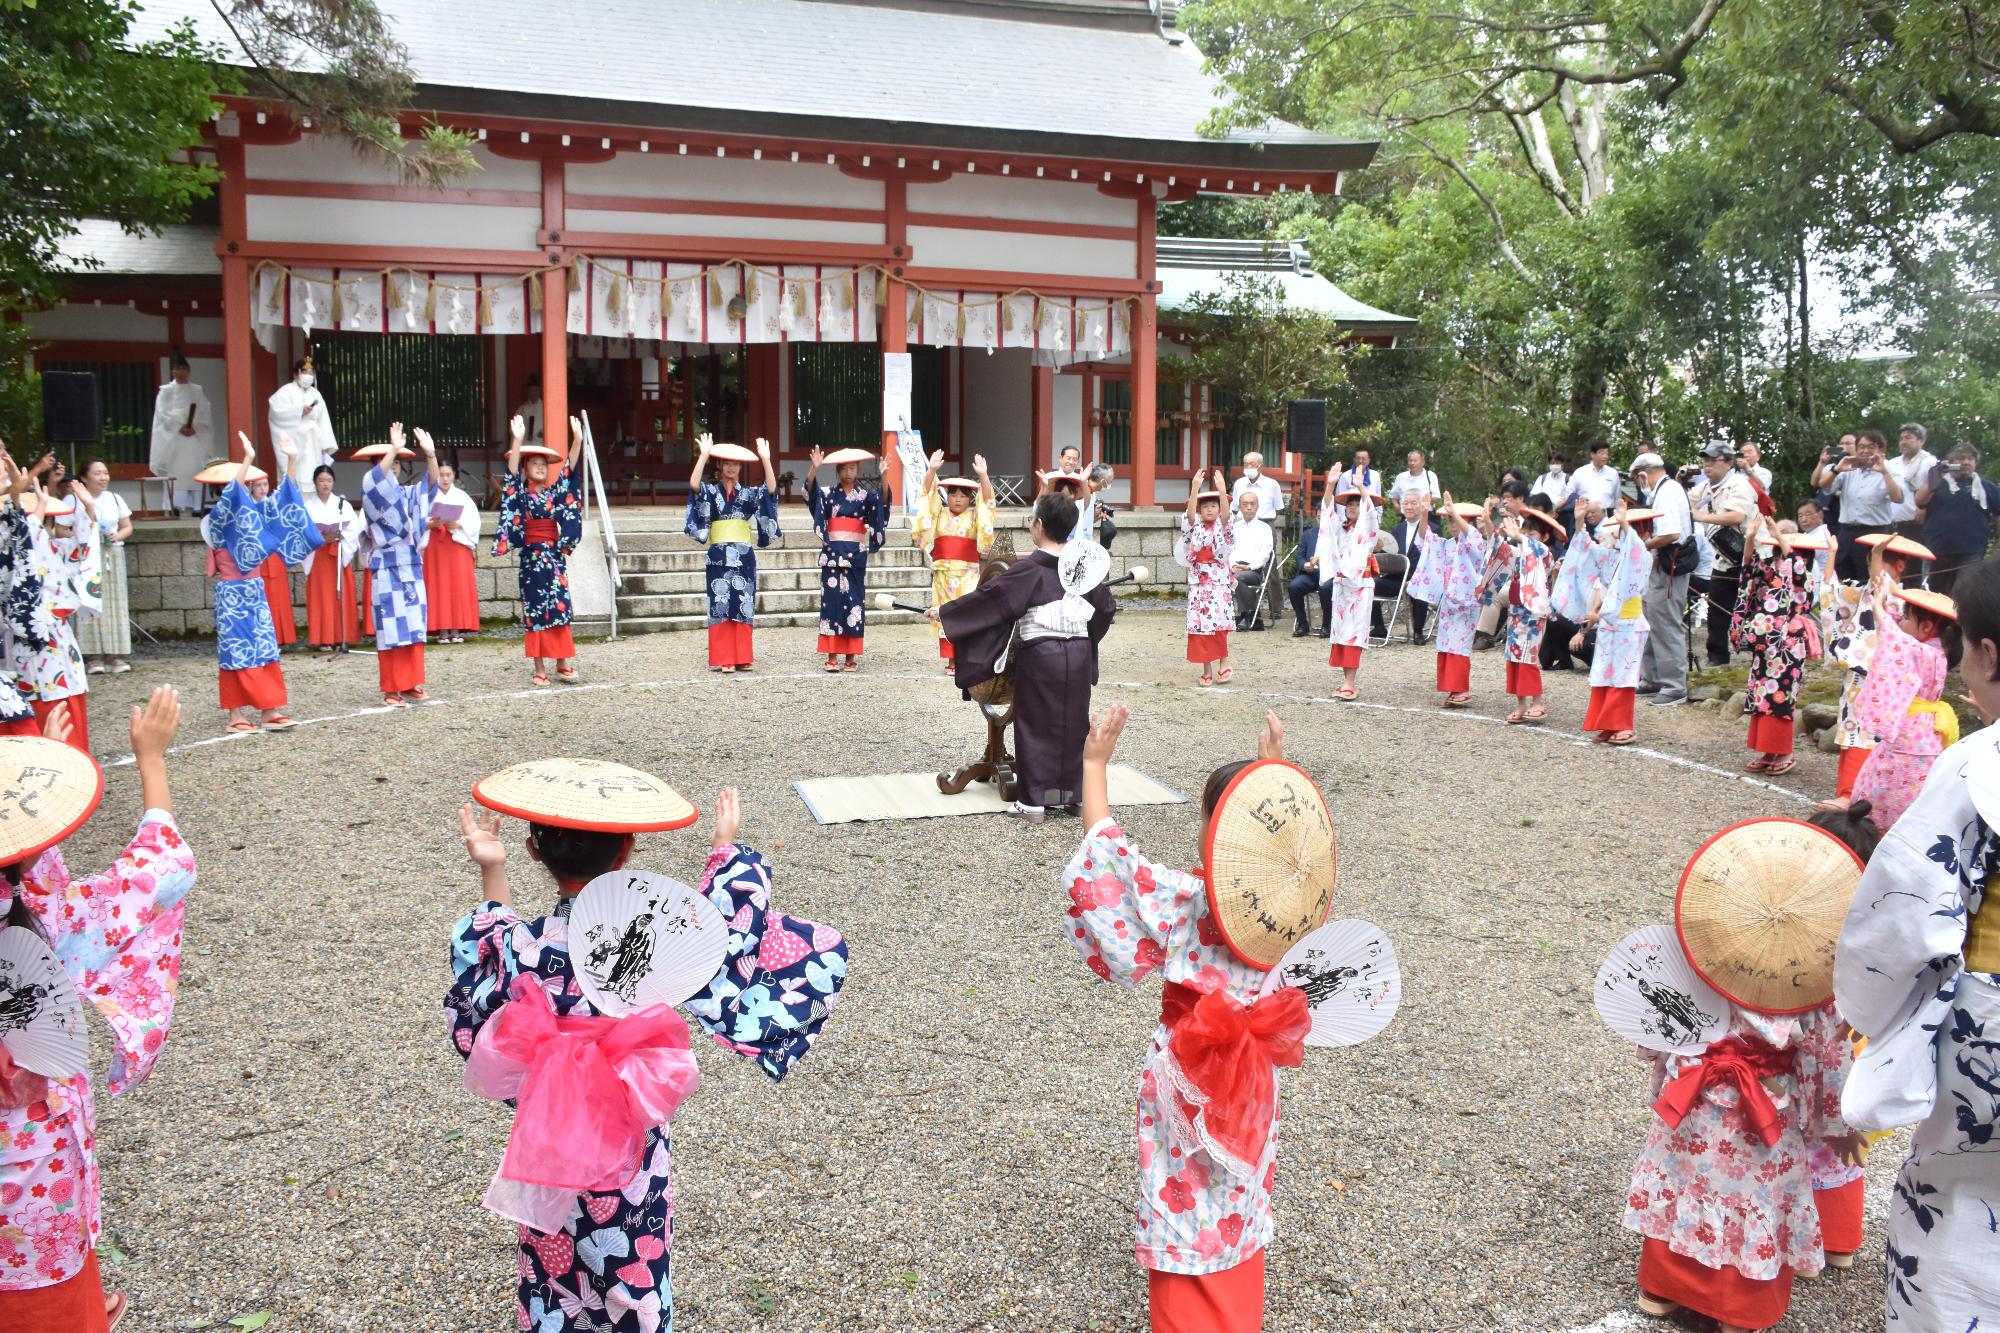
left=203, top=478, right=321, bottom=713
left=806, top=479, right=886, bottom=657
left=685, top=481, right=779, bottom=668
left=0, top=506, right=51, bottom=727
left=362, top=466, right=436, bottom=692
left=445, top=843, right=848, bottom=1333
left=493, top=467, right=583, bottom=637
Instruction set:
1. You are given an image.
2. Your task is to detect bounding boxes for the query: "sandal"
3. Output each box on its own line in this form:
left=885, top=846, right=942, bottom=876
left=532, top=672, right=550, bottom=687
left=406, top=686, right=429, bottom=700
left=1441, top=693, right=1471, bottom=709
left=842, top=660, right=858, bottom=672
left=1745, top=755, right=1772, bottom=772
left=105, top=1292, right=127, bottom=1329
left=1216, top=668, right=1233, bottom=683
left=1636, top=1292, right=1680, bottom=1319
left=225, top=719, right=258, bottom=734
left=556, top=668, right=580, bottom=683
left=1505, top=709, right=1526, bottom=725
left=1524, top=707, right=1547, bottom=721
left=1197, top=672, right=1215, bottom=687
left=382, top=693, right=408, bottom=708
left=1605, top=730, right=1636, bottom=746
left=261, top=715, right=296, bottom=732
left=1333, top=687, right=1358, bottom=701
left=1765, top=757, right=1796, bottom=776
left=824, top=657, right=841, bottom=673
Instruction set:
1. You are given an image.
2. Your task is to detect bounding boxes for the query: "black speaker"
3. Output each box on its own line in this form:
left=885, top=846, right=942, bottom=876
left=1287, top=398, right=1327, bottom=454
left=41, top=371, right=102, bottom=444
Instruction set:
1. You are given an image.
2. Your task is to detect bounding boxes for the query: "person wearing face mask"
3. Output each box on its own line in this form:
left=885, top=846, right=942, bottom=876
left=149, top=350, right=211, bottom=516
left=1229, top=452, right=1284, bottom=521
left=267, top=355, right=338, bottom=494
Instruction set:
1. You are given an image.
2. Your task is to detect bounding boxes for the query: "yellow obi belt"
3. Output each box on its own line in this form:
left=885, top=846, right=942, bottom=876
left=1618, top=596, right=1643, bottom=620
left=707, top=518, right=755, bottom=547
left=1970, top=877, right=2000, bottom=974
left=1909, top=698, right=1961, bottom=750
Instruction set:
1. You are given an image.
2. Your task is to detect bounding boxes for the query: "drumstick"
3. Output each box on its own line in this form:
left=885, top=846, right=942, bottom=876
left=1106, top=564, right=1150, bottom=588
left=872, top=592, right=930, bottom=615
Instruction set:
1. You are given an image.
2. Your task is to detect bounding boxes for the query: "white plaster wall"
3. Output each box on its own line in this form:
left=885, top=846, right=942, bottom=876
left=907, top=175, right=1136, bottom=227
left=246, top=197, right=540, bottom=249
left=245, top=138, right=540, bottom=191
left=906, top=226, right=1136, bottom=281
left=1053, top=373, right=1083, bottom=461
left=960, top=348, right=1032, bottom=478
left=29, top=303, right=169, bottom=341
left=565, top=209, right=883, bottom=245
left=567, top=153, right=883, bottom=208
left=183, top=316, right=226, bottom=344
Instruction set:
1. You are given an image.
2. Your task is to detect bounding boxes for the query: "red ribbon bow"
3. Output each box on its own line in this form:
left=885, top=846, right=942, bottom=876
left=466, top=977, right=701, bottom=1195
left=1162, top=982, right=1311, bottom=1168
left=1653, top=1036, right=1792, bottom=1147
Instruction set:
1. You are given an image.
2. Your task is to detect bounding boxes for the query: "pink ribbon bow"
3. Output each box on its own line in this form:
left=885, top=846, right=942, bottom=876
left=465, top=977, right=700, bottom=1229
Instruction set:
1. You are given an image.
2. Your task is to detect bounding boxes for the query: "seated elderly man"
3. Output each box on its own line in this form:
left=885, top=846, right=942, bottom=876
left=1229, top=489, right=1276, bottom=631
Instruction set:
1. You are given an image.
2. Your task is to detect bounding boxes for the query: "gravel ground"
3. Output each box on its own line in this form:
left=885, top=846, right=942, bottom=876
left=60, top=612, right=1895, bottom=1333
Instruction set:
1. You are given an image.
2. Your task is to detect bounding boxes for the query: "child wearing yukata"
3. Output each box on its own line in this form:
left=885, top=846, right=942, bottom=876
left=494, top=413, right=584, bottom=687
left=201, top=436, right=322, bottom=735
left=1315, top=465, right=1379, bottom=701
left=1623, top=821, right=1864, bottom=1333
left=685, top=434, right=780, bottom=674
left=1175, top=469, right=1235, bottom=687
left=446, top=760, right=847, bottom=1333
left=1061, top=705, right=1333, bottom=1333
left=1572, top=504, right=1654, bottom=746
left=361, top=422, right=442, bottom=706
left=1820, top=544, right=1959, bottom=829
left=804, top=445, right=889, bottom=672
left=1834, top=556, right=2000, bottom=1331
left=1729, top=515, right=1825, bottom=777
left=1815, top=533, right=1923, bottom=802
left=4, top=454, right=98, bottom=752
left=0, top=686, right=196, bottom=1333
left=911, top=450, right=995, bottom=672
left=1480, top=502, right=1561, bottom=725
left=1408, top=495, right=1490, bottom=709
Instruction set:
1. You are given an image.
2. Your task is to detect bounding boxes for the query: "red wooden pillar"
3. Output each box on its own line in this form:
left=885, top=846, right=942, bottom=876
left=214, top=134, right=262, bottom=469
left=880, top=177, right=911, bottom=506
left=1130, top=197, right=1159, bottom=507
left=539, top=160, right=569, bottom=459
left=1030, top=363, right=1054, bottom=478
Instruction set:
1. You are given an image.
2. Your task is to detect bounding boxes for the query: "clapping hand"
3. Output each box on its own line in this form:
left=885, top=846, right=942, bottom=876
left=929, top=448, right=946, bottom=473
left=277, top=432, right=298, bottom=462
left=129, top=684, right=180, bottom=761
left=1083, top=705, right=1130, bottom=765
left=1257, top=711, right=1284, bottom=761
left=808, top=445, right=826, bottom=470
left=711, top=786, right=743, bottom=849
left=755, top=436, right=773, bottom=461
left=459, top=804, right=506, bottom=871
left=973, top=453, right=989, bottom=477
left=388, top=421, right=406, bottom=450
left=414, top=427, right=437, bottom=457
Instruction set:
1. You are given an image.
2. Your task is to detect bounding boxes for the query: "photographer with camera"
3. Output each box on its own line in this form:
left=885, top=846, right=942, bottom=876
left=1689, top=442, right=1759, bottom=667
left=1631, top=452, right=1694, bottom=703
left=1812, top=429, right=1904, bottom=583
left=1915, top=442, right=1999, bottom=597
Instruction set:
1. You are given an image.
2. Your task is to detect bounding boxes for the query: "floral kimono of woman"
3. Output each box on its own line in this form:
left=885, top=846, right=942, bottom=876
left=0, top=812, right=197, bottom=1291
left=1575, top=525, right=1652, bottom=739
left=1835, top=731, right=2000, bottom=1330
left=1728, top=543, right=1819, bottom=762
left=807, top=476, right=887, bottom=660
left=0, top=508, right=53, bottom=734
left=1316, top=492, right=1379, bottom=664
left=910, top=483, right=993, bottom=660
left=1478, top=528, right=1553, bottom=671
left=685, top=478, right=780, bottom=669
left=493, top=464, right=583, bottom=652
left=1407, top=524, right=1489, bottom=697
left=446, top=843, right=847, bottom=1333
left=7, top=510, right=96, bottom=742
left=1174, top=514, right=1235, bottom=659
left=1849, top=614, right=1954, bottom=829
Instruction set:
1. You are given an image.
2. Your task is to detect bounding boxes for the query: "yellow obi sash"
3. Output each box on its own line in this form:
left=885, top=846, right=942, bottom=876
left=1909, top=698, right=1960, bottom=750
left=707, top=518, right=755, bottom=547
left=1617, top=596, right=1643, bottom=620
left=1970, top=875, right=2000, bottom=975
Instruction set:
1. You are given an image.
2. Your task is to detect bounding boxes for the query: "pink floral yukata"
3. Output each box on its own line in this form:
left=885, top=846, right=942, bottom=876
left=1175, top=516, right=1235, bottom=663
left=1062, top=818, right=1286, bottom=1278
left=1850, top=615, right=1954, bottom=829
left=0, top=813, right=196, bottom=1290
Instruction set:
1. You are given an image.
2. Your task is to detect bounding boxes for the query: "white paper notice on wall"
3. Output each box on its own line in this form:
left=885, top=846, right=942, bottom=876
left=882, top=352, right=913, bottom=395
left=882, top=389, right=913, bottom=432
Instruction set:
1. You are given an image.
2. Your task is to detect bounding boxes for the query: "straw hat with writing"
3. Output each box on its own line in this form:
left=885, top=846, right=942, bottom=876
left=1202, top=760, right=1339, bottom=970
left=193, top=460, right=267, bottom=486
left=19, top=493, right=74, bottom=519
left=706, top=442, right=759, bottom=464
left=0, top=737, right=104, bottom=868
left=822, top=447, right=874, bottom=466
left=473, top=758, right=698, bottom=833
left=1674, top=817, right=1863, bottom=1014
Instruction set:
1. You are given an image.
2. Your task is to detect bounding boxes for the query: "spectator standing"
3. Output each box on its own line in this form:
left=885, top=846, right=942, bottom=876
left=1086, top=462, right=1116, bottom=550
left=1571, top=440, right=1623, bottom=513
left=1916, top=443, right=1999, bottom=596
left=1230, top=451, right=1285, bottom=519
left=1795, top=498, right=1835, bottom=588
left=1890, top=423, right=1939, bottom=578
left=1229, top=491, right=1275, bottom=631
left=1532, top=450, right=1575, bottom=521
left=1387, top=491, right=1437, bottom=644
left=1344, top=447, right=1383, bottom=499
left=1631, top=452, right=1693, bottom=702
left=1688, top=442, right=1759, bottom=667
left=74, top=458, right=133, bottom=675
left=1738, top=441, right=1773, bottom=491
left=1813, top=430, right=1905, bottom=582
left=1387, top=449, right=1439, bottom=507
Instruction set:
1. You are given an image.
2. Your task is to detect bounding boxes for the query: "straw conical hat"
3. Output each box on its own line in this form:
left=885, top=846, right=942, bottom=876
left=19, top=493, right=74, bottom=518
left=350, top=443, right=416, bottom=460
left=822, top=447, right=873, bottom=466
left=937, top=477, right=982, bottom=492
left=1202, top=761, right=1338, bottom=970
left=515, top=444, right=564, bottom=461
left=707, top=442, right=758, bottom=463
left=193, top=461, right=267, bottom=485
left=0, top=737, right=104, bottom=867
left=473, top=758, right=698, bottom=833
left=1675, top=818, right=1862, bottom=1014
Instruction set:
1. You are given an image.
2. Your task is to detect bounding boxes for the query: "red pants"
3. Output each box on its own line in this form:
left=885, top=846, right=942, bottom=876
left=938, top=635, right=955, bottom=661
left=1187, top=631, right=1229, bottom=664
left=1639, top=1237, right=1792, bottom=1330
left=1585, top=685, right=1635, bottom=734
left=818, top=634, right=863, bottom=656
left=1148, top=1250, right=1265, bottom=1333
left=259, top=554, right=297, bottom=646
left=1748, top=712, right=1795, bottom=757
left=0, top=716, right=39, bottom=737
left=219, top=663, right=287, bottom=712
left=378, top=643, right=425, bottom=693
left=708, top=620, right=753, bottom=668
left=524, top=627, right=575, bottom=660
left=1837, top=746, right=1872, bottom=797
left=29, top=697, right=88, bottom=753
left=0, top=1249, right=110, bottom=1333
left=304, top=555, right=361, bottom=646
left=424, top=531, right=480, bottom=632
left=1816, top=1178, right=1864, bottom=1255
left=1505, top=661, right=1542, bottom=696
left=1328, top=642, right=1362, bottom=669
left=1436, top=651, right=1470, bottom=693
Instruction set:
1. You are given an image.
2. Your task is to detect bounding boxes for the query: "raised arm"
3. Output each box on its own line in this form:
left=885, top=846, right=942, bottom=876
left=130, top=684, right=179, bottom=815
left=974, top=453, right=993, bottom=504
left=413, top=427, right=443, bottom=491
left=755, top=436, right=777, bottom=492
left=924, top=447, right=944, bottom=498
left=378, top=422, right=405, bottom=480
left=1080, top=705, right=1128, bottom=829
left=690, top=432, right=713, bottom=488
left=566, top=415, right=585, bottom=472
left=505, top=414, right=526, bottom=476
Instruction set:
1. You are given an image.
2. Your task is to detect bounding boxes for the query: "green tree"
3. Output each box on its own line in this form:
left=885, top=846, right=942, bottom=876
left=1160, top=272, right=1353, bottom=462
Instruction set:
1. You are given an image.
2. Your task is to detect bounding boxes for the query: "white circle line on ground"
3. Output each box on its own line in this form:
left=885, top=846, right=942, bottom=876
left=97, top=670, right=1815, bottom=805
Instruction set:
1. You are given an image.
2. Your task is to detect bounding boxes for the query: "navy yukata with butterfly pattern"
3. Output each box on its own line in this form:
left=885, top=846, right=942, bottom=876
left=445, top=844, right=848, bottom=1333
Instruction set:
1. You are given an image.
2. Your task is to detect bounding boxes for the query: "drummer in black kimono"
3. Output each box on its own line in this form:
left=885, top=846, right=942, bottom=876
left=934, top=491, right=1115, bottom=822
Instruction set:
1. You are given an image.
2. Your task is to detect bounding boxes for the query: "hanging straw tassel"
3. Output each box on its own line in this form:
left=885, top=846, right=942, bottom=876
left=709, top=270, right=725, bottom=307
left=607, top=275, right=625, bottom=319
left=330, top=281, right=346, bottom=327
left=1002, top=299, right=1017, bottom=334
left=792, top=280, right=809, bottom=321
left=955, top=305, right=968, bottom=342
left=527, top=273, right=543, bottom=312
left=661, top=278, right=674, bottom=330
left=386, top=274, right=405, bottom=312
left=746, top=268, right=762, bottom=305
left=265, top=270, right=284, bottom=316
left=567, top=257, right=585, bottom=295
left=477, top=286, right=493, bottom=329
left=422, top=279, right=438, bottom=324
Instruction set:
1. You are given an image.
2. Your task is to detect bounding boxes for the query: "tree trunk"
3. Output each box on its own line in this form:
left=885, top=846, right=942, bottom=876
left=1797, top=233, right=1816, bottom=431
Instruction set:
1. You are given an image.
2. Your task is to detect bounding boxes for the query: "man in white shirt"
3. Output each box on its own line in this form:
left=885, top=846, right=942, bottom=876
left=1631, top=452, right=1693, bottom=703
left=1738, top=441, right=1773, bottom=491
left=1689, top=442, right=1759, bottom=667
left=1812, top=428, right=1905, bottom=581
left=1387, top=449, right=1440, bottom=507
left=1889, top=422, right=1938, bottom=576
left=1531, top=450, right=1575, bottom=516
left=1346, top=447, right=1383, bottom=499
left=1230, top=452, right=1285, bottom=519
left=1229, top=490, right=1276, bottom=631
left=1571, top=439, right=1622, bottom=512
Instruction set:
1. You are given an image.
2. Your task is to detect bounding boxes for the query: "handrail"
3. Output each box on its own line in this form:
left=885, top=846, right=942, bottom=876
left=579, top=411, right=623, bottom=641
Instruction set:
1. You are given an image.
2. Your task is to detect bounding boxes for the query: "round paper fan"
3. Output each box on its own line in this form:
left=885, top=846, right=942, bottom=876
left=0, top=926, right=87, bottom=1079
left=569, top=871, right=729, bottom=1016
left=1057, top=539, right=1111, bottom=596
left=1257, top=918, right=1399, bottom=1047
left=1594, top=924, right=1731, bottom=1055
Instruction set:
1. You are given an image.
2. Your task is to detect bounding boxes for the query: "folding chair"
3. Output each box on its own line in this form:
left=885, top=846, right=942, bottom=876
left=1240, top=543, right=1292, bottom=630
left=1368, top=552, right=1410, bottom=647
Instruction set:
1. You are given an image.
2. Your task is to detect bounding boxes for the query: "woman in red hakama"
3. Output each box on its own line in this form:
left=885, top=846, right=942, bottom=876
left=424, top=461, right=482, bottom=644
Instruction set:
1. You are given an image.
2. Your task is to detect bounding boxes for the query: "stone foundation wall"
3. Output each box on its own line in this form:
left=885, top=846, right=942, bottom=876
left=989, top=508, right=1306, bottom=593
left=122, top=522, right=526, bottom=637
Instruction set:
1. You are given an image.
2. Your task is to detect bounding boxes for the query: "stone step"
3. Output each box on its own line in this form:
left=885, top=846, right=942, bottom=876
left=584, top=608, right=930, bottom=636
left=617, top=566, right=933, bottom=596
left=612, top=544, right=930, bottom=571
left=617, top=588, right=938, bottom=619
